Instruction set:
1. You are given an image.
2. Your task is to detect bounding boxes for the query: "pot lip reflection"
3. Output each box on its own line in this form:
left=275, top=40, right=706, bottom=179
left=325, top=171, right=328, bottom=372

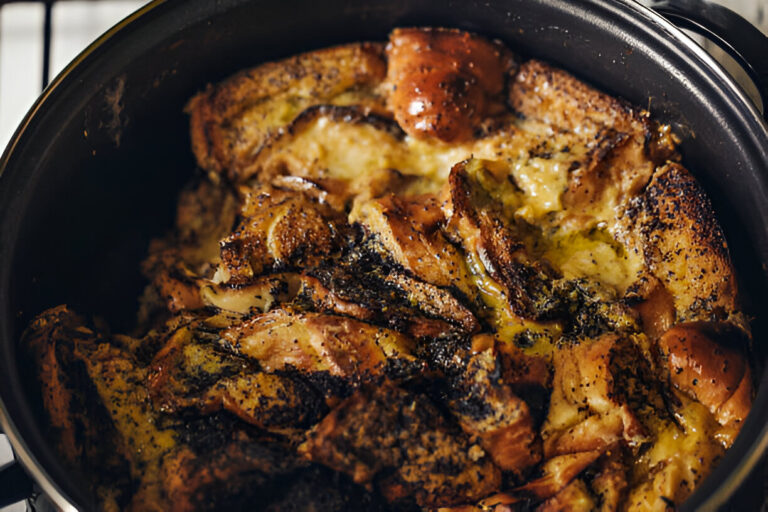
left=0, top=1, right=766, bottom=511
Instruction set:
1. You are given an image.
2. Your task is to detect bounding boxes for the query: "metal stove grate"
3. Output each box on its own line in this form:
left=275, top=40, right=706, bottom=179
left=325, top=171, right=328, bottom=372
left=0, top=0, right=146, bottom=152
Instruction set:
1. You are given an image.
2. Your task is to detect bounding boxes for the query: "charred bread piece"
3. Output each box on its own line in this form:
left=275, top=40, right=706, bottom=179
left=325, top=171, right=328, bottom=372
left=218, top=184, right=349, bottom=284
left=25, top=306, right=135, bottom=510
left=448, top=348, right=541, bottom=476
left=147, top=325, right=325, bottom=432
left=146, top=419, right=304, bottom=512
left=350, top=192, right=477, bottom=298
left=298, top=245, right=479, bottom=336
left=143, top=415, right=386, bottom=512
left=24, top=307, right=211, bottom=512
left=300, top=383, right=501, bottom=508
left=26, top=307, right=381, bottom=512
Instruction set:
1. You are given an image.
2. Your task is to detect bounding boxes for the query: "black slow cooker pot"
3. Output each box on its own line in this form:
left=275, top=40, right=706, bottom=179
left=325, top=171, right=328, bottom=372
left=0, top=0, right=766, bottom=510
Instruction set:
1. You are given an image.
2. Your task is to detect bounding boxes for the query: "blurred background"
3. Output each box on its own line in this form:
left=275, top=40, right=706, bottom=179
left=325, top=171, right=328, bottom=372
left=0, top=0, right=765, bottom=510
left=0, top=0, right=147, bottom=152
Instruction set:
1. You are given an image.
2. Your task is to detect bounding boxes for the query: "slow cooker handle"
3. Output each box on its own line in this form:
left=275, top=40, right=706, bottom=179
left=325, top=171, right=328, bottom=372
left=651, top=0, right=768, bottom=120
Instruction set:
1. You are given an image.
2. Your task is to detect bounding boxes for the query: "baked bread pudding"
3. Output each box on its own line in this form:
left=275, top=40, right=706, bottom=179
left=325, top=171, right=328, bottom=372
left=24, top=27, right=753, bottom=511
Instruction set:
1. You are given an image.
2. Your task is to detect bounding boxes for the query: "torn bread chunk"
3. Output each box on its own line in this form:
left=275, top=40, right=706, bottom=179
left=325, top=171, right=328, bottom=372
left=619, top=163, right=741, bottom=325
left=386, top=27, right=515, bottom=142
left=187, top=43, right=387, bottom=180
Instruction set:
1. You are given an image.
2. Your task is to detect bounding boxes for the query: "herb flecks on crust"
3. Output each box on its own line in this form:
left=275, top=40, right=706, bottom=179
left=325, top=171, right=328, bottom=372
left=25, top=27, right=751, bottom=512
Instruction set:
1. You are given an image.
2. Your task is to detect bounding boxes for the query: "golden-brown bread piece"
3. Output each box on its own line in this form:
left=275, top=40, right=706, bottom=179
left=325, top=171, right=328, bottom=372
left=510, top=59, right=678, bottom=232
left=140, top=178, right=239, bottom=318
left=271, top=167, right=413, bottom=212
left=510, top=60, right=643, bottom=139
left=187, top=42, right=387, bottom=179
left=436, top=493, right=521, bottom=512
left=625, top=274, right=677, bottom=341
left=590, top=451, right=629, bottom=512
left=300, top=383, right=501, bottom=508
left=657, top=322, right=752, bottom=443
left=199, top=273, right=300, bottom=315
left=536, top=478, right=596, bottom=512
left=147, top=325, right=324, bottom=432
left=517, top=450, right=604, bottom=500
left=351, top=192, right=477, bottom=297
left=165, top=177, right=239, bottom=270
left=237, top=104, right=407, bottom=184
left=543, top=334, right=658, bottom=458
left=562, top=126, right=655, bottom=226
left=623, top=398, right=725, bottom=511
left=620, top=163, right=741, bottom=324
left=219, top=308, right=419, bottom=380
left=219, top=184, right=348, bottom=284
left=386, top=27, right=515, bottom=142
left=148, top=260, right=207, bottom=313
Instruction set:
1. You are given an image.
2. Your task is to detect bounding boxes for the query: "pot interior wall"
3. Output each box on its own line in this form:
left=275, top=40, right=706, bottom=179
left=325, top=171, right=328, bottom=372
left=0, top=0, right=766, bottom=509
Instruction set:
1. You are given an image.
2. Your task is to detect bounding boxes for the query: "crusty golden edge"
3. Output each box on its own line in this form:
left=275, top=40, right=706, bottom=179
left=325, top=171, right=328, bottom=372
left=186, top=42, right=387, bottom=177
left=621, top=162, right=742, bottom=325
left=509, top=59, right=644, bottom=136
